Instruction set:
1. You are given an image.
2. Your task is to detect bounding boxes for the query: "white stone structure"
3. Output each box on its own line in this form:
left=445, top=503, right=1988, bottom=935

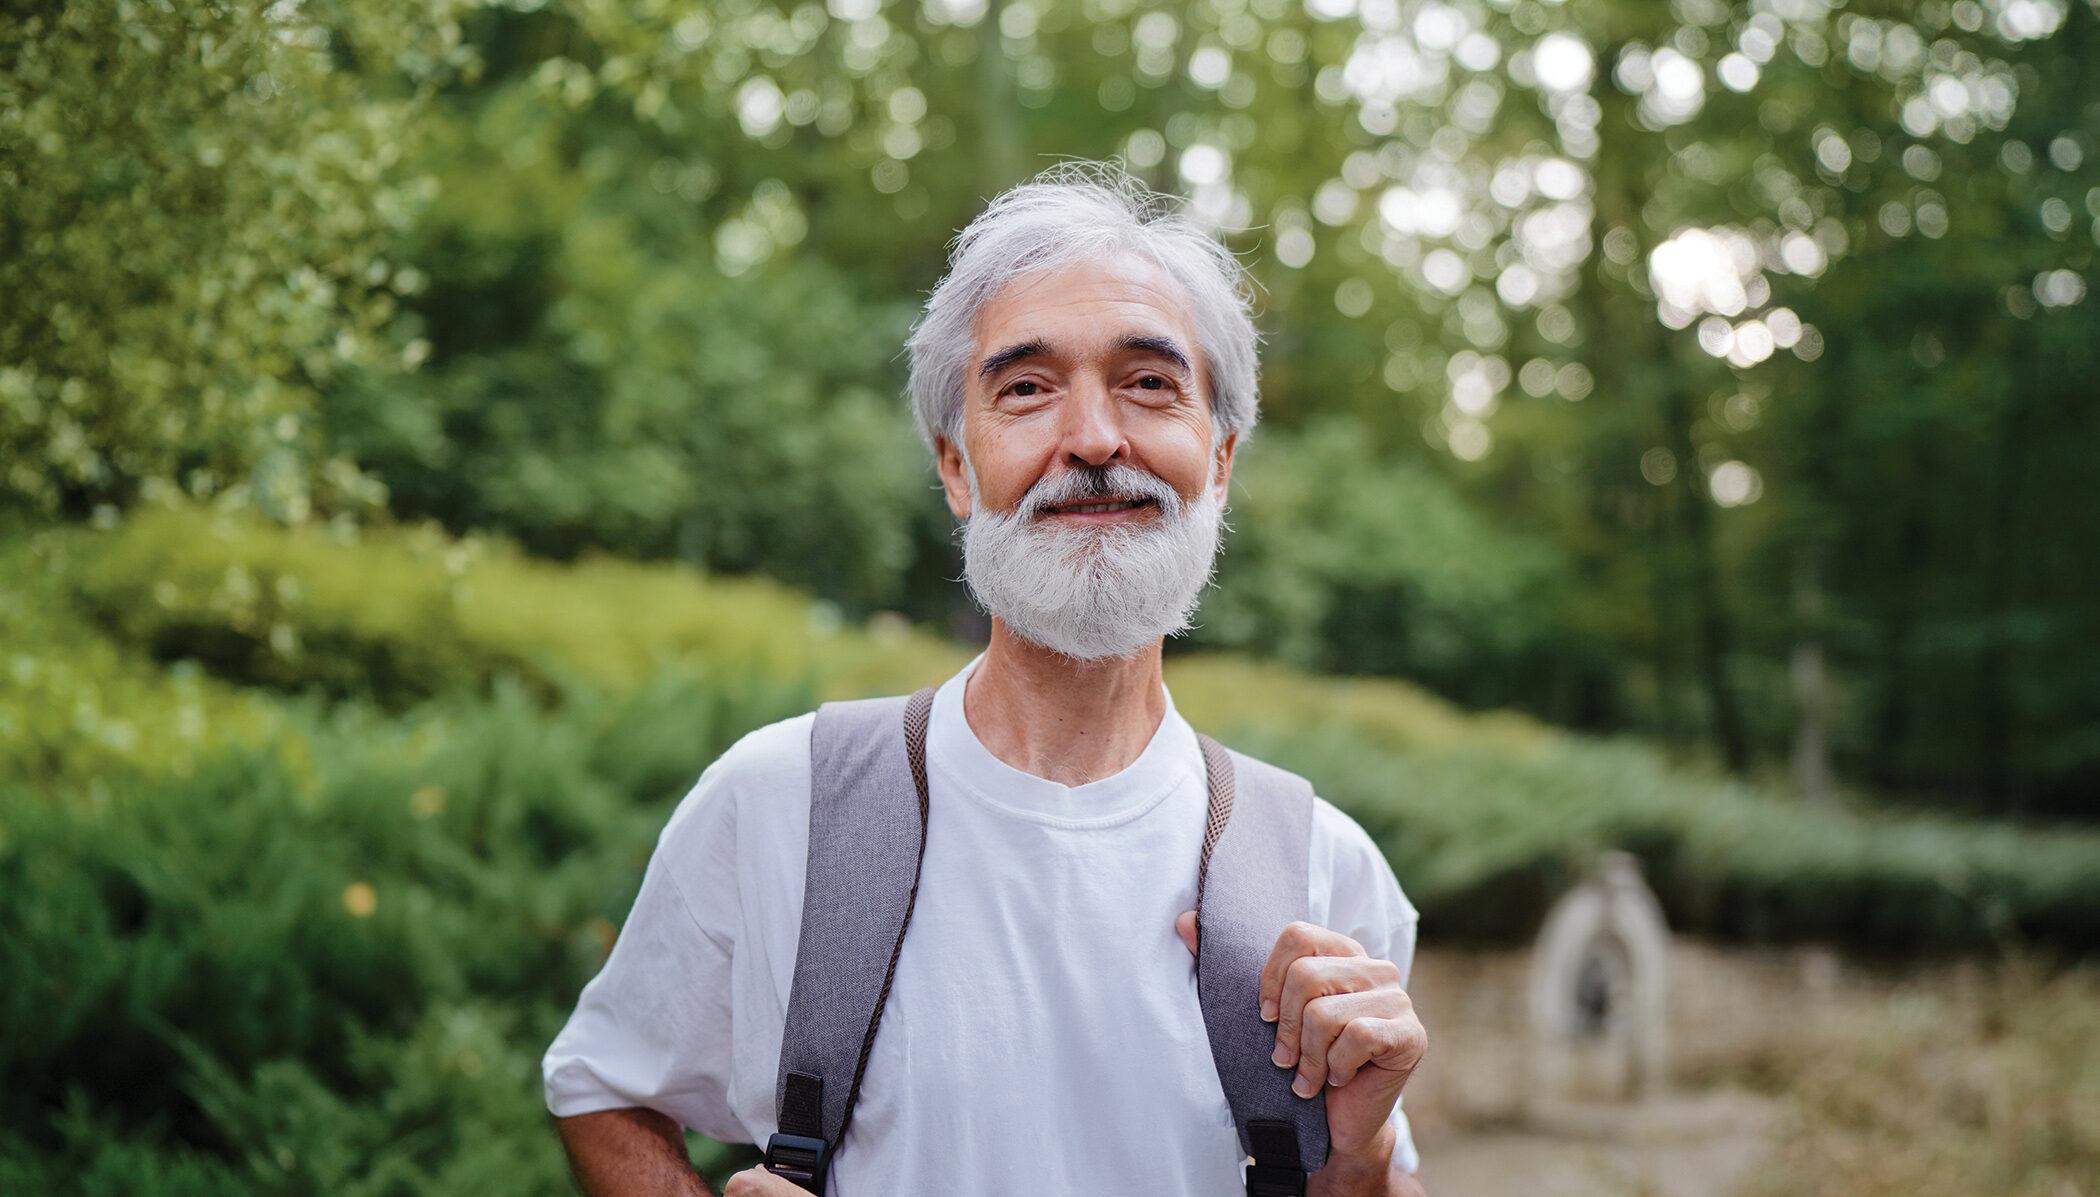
left=1526, top=851, right=1671, bottom=1107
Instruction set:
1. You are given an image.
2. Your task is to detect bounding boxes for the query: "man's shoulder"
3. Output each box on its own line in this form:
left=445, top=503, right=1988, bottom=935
left=1308, top=793, right=1384, bottom=863
left=722, top=707, right=819, bottom=773
left=1203, top=743, right=1375, bottom=856
left=1307, top=793, right=1420, bottom=938
left=659, top=708, right=817, bottom=844
left=1203, top=740, right=1411, bottom=912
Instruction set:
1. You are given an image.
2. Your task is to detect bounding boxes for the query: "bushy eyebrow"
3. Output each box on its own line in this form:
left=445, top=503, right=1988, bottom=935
left=977, top=339, right=1049, bottom=380
left=1119, top=334, right=1193, bottom=377
left=975, top=334, right=1193, bottom=381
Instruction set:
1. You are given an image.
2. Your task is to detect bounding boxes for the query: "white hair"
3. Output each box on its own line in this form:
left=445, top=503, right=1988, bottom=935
left=905, top=160, right=1262, bottom=459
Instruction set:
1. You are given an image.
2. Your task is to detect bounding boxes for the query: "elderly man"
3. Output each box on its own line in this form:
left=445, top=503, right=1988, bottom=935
left=543, top=162, right=1429, bottom=1196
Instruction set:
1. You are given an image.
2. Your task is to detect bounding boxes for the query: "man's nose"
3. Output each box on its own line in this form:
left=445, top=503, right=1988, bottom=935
left=1058, top=373, right=1128, bottom=467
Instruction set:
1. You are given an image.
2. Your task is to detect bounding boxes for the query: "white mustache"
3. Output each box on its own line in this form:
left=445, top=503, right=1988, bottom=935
left=1022, top=465, right=1184, bottom=519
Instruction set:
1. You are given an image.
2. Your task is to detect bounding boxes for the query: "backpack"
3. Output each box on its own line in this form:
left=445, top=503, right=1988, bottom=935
left=762, top=687, right=1329, bottom=1196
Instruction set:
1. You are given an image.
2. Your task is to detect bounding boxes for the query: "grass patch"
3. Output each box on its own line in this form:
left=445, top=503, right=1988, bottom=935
left=1743, top=958, right=2100, bottom=1197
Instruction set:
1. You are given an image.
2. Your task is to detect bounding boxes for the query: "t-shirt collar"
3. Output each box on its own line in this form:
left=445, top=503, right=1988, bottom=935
left=927, top=650, right=1198, bottom=827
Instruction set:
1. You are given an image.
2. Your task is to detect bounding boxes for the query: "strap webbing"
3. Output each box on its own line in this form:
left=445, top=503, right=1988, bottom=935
left=779, top=1070, right=823, bottom=1140
left=1195, top=733, right=1329, bottom=1189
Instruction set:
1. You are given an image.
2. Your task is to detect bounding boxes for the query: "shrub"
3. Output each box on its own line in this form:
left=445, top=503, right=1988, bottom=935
left=0, top=522, right=289, bottom=798
left=30, top=503, right=2100, bottom=957
left=0, top=667, right=802, bottom=1194
left=65, top=504, right=965, bottom=710
left=1218, top=721, right=2100, bottom=955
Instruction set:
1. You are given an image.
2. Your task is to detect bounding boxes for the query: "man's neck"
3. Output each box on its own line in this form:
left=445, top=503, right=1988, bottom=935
left=962, top=620, right=1168, bottom=787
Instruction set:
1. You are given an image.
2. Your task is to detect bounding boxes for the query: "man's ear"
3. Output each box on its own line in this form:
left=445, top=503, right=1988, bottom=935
left=933, top=433, right=973, bottom=520
left=1210, top=430, right=1238, bottom=505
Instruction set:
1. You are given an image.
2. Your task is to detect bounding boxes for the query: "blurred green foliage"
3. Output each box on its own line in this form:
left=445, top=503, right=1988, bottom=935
left=5, top=502, right=2098, bottom=1190
left=0, top=507, right=961, bottom=805
left=7, top=3, right=2098, bottom=1188
left=0, top=666, right=793, bottom=1195
left=0, top=1, right=478, bottom=521
left=1206, top=417, right=1568, bottom=702
left=320, top=76, right=936, bottom=600
left=11, top=0, right=2094, bottom=815
left=0, top=518, right=291, bottom=796
left=15, top=504, right=2097, bottom=954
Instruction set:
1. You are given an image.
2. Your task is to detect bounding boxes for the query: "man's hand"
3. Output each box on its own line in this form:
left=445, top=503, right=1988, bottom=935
left=720, top=1167, right=810, bottom=1195
left=1175, top=912, right=1428, bottom=1165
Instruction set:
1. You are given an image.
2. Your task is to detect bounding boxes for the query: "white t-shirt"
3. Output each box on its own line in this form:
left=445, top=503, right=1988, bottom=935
left=543, top=652, right=1422, bottom=1193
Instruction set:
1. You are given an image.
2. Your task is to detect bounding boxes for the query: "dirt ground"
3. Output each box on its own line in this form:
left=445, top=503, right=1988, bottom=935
left=1399, top=937, right=1958, bottom=1197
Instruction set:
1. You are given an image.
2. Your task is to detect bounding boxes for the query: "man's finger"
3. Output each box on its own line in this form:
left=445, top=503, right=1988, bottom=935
left=1175, top=909, right=1199, bottom=957
left=1324, top=1008, right=1427, bottom=1090
left=1273, top=954, right=1367, bottom=1070
left=1271, top=954, right=1402, bottom=1069
left=1258, top=921, right=1364, bottom=1024
left=1291, top=990, right=1374, bottom=1097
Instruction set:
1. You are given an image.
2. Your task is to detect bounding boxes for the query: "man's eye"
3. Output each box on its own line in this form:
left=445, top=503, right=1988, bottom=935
left=1005, top=380, right=1040, bottom=397
left=1136, top=375, right=1168, bottom=390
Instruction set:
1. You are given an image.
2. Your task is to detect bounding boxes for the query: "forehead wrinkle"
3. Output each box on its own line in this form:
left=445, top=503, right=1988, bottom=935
left=973, top=258, right=1197, bottom=348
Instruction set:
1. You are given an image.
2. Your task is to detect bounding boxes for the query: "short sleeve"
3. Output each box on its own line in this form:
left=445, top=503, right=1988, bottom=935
left=541, top=765, right=745, bottom=1140
left=1310, top=796, right=1423, bottom=1175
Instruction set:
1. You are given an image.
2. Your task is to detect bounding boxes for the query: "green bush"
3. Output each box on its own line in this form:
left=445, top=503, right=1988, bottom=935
left=31, top=503, right=2100, bottom=957
left=0, top=521, right=290, bottom=798
left=1197, top=419, right=1573, bottom=711
left=8, top=502, right=2100, bottom=1192
left=0, top=666, right=800, bottom=1194
left=1220, top=720, right=2100, bottom=955
left=65, top=504, right=965, bottom=710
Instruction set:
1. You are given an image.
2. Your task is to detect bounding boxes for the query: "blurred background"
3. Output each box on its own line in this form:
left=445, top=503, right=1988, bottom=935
left=2, top=0, right=2096, bottom=1193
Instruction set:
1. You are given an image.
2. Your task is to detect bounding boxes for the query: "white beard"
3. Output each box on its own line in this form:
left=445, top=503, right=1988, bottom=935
left=958, top=454, right=1228, bottom=662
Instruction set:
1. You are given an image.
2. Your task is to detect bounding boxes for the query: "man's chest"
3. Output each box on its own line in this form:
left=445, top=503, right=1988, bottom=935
left=890, top=806, right=1228, bottom=1101
left=745, top=790, right=1249, bottom=1192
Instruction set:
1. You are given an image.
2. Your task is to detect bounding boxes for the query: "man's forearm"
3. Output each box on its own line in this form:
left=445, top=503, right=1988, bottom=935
left=1308, top=1121, right=1430, bottom=1197
left=554, top=1107, right=715, bottom=1197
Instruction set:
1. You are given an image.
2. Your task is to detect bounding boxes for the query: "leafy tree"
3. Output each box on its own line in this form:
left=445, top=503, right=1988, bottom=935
left=11, top=0, right=2096, bottom=812
left=0, top=1, right=471, bottom=519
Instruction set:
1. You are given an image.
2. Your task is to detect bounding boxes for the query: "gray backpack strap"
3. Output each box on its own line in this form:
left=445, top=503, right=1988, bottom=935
left=764, top=687, right=936, bottom=1195
left=1195, top=733, right=1330, bottom=1195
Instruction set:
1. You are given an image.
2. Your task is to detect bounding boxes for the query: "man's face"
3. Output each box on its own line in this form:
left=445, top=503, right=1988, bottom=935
left=934, top=256, right=1240, bottom=661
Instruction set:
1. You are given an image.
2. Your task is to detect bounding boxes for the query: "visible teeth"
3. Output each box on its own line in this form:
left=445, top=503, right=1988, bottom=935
left=1061, top=500, right=1141, bottom=514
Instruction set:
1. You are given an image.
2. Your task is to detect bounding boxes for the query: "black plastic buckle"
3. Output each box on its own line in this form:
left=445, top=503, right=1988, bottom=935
left=1245, top=1162, right=1307, bottom=1197
left=763, top=1132, right=830, bottom=1194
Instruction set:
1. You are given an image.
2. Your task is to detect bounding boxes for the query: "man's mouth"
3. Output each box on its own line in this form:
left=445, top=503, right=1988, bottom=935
left=1040, top=496, right=1159, bottom=517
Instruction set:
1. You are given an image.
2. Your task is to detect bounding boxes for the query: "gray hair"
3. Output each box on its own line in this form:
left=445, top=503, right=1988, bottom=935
left=904, top=161, right=1262, bottom=460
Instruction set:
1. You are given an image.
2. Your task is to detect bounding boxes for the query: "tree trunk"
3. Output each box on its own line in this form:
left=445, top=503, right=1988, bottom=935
left=1789, top=549, right=1834, bottom=804
left=975, top=0, right=1023, bottom=194
left=1659, top=386, right=1752, bottom=773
